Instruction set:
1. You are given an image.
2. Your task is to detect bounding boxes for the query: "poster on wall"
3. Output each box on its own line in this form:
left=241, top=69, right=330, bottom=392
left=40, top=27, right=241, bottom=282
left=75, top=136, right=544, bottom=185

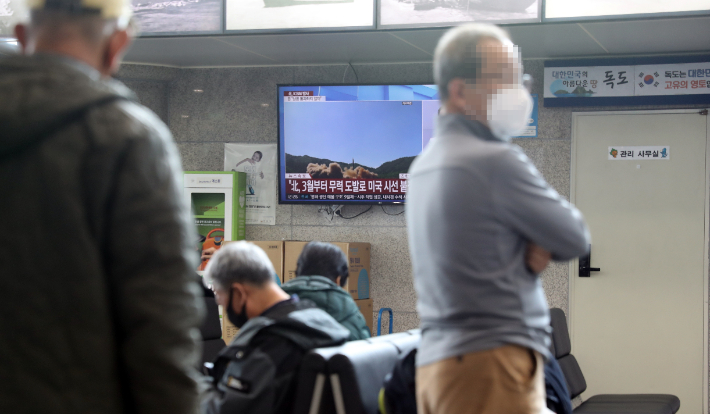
left=546, top=0, right=710, bottom=20
left=0, top=0, right=24, bottom=38
left=225, top=143, right=276, bottom=225
left=514, top=93, right=538, bottom=138
left=130, top=0, right=221, bottom=35
left=225, top=0, right=374, bottom=32
left=379, top=0, right=539, bottom=29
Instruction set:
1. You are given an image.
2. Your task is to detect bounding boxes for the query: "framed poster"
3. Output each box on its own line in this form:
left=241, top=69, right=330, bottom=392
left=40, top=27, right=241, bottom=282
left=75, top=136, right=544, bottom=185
left=225, top=143, right=277, bottom=225
left=545, top=0, right=710, bottom=21
left=225, top=0, right=374, bottom=32
left=131, top=0, right=222, bottom=36
left=0, top=0, right=23, bottom=39
left=225, top=0, right=375, bottom=31
left=379, top=0, right=540, bottom=29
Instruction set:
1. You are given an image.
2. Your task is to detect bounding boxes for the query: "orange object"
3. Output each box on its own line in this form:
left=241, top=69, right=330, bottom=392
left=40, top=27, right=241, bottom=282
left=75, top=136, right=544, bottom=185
left=198, top=228, right=225, bottom=271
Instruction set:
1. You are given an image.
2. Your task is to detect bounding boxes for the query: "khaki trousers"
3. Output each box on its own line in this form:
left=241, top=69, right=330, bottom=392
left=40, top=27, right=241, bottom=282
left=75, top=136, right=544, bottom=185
left=416, top=345, right=544, bottom=414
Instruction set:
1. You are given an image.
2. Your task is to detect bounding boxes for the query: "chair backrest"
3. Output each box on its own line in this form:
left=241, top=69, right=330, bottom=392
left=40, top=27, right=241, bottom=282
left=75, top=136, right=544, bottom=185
left=201, top=297, right=222, bottom=340
left=330, top=331, right=421, bottom=414
left=200, top=297, right=226, bottom=365
left=292, top=348, right=340, bottom=414
left=292, top=331, right=421, bottom=414
left=549, top=308, right=587, bottom=399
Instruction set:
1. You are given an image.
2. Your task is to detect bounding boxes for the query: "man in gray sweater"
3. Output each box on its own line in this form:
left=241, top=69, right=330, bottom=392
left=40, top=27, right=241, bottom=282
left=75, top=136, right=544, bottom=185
left=407, top=24, right=590, bottom=414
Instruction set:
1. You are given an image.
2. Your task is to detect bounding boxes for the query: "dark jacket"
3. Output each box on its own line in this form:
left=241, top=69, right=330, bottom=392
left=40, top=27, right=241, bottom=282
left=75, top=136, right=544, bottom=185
left=201, top=297, right=350, bottom=414
left=545, top=358, right=573, bottom=414
left=379, top=348, right=417, bottom=414
left=282, top=275, right=371, bottom=340
left=0, top=55, right=204, bottom=414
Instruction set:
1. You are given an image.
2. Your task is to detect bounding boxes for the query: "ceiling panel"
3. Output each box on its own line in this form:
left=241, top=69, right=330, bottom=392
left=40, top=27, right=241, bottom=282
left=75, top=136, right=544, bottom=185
left=123, top=17, right=710, bottom=68
left=394, top=23, right=609, bottom=59
left=506, top=23, right=607, bottom=58
left=387, top=29, right=447, bottom=56
left=125, top=37, right=278, bottom=67
left=581, top=16, right=710, bottom=55
left=219, top=31, right=432, bottom=65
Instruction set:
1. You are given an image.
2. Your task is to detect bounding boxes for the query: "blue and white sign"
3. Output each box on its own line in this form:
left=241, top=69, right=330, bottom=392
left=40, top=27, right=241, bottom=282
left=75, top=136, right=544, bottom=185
left=515, top=94, right=538, bottom=138
left=544, top=56, right=710, bottom=107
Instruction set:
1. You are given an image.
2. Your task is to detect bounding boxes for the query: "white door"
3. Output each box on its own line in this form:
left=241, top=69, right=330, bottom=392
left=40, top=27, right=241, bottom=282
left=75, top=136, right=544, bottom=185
left=570, top=110, right=709, bottom=414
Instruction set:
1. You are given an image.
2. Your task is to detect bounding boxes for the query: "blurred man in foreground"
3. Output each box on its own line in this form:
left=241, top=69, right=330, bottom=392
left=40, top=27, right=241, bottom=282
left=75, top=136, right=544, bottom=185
left=0, top=0, right=204, bottom=412
left=407, top=23, right=590, bottom=414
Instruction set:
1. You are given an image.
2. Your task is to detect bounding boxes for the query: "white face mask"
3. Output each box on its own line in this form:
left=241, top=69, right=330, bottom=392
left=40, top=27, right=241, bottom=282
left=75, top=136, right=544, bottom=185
left=486, top=84, right=533, bottom=142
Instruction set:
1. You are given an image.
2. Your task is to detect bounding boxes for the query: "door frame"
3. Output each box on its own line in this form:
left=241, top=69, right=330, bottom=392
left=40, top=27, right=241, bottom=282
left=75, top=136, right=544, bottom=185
left=569, top=109, right=710, bottom=414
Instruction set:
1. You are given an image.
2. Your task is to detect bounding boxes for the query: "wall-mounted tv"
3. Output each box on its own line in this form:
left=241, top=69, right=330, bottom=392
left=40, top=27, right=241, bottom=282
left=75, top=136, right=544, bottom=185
left=278, top=84, right=440, bottom=205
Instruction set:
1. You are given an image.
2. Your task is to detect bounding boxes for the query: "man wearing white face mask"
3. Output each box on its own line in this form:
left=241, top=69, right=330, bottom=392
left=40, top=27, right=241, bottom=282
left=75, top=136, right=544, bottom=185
left=406, top=24, right=590, bottom=414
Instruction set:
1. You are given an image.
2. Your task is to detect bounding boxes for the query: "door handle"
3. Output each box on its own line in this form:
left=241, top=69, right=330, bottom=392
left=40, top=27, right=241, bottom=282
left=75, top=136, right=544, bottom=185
left=579, top=244, right=601, bottom=277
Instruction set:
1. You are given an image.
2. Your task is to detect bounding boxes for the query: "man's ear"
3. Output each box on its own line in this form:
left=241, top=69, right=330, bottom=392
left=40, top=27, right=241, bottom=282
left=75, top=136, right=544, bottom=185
left=335, top=276, right=342, bottom=287
left=14, top=24, right=32, bottom=55
left=102, top=29, right=131, bottom=76
left=447, top=78, right=466, bottom=111
left=230, top=283, right=246, bottom=310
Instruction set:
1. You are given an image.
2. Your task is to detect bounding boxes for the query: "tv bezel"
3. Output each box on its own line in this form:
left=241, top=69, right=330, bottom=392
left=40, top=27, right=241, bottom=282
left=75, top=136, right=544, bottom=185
left=276, top=82, right=438, bottom=205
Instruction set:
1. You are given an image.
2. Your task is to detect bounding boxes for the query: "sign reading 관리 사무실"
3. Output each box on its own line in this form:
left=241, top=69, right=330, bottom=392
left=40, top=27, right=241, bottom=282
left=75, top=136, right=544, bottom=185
left=608, top=146, right=670, bottom=160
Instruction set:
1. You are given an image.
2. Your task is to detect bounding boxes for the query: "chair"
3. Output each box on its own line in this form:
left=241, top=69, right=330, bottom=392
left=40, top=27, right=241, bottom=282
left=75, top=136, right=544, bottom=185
left=200, top=297, right=226, bottom=367
left=291, top=330, right=421, bottom=414
left=549, top=308, right=680, bottom=414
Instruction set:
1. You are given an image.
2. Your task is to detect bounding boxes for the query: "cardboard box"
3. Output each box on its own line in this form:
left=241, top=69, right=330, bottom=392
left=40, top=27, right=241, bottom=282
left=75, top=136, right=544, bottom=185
left=223, top=240, right=285, bottom=284
left=356, top=298, right=374, bottom=334
left=283, top=241, right=309, bottom=284
left=284, top=241, right=371, bottom=299
left=250, top=241, right=285, bottom=283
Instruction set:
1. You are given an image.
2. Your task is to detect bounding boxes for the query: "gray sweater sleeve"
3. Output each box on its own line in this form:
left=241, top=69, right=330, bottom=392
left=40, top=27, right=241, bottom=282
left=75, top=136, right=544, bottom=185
left=494, top=147, right=590, bottom=261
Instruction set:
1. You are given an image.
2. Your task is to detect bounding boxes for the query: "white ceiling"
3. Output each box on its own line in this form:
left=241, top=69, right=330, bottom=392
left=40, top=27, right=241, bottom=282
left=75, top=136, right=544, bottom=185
left=123, top=15, right=710, bottom=67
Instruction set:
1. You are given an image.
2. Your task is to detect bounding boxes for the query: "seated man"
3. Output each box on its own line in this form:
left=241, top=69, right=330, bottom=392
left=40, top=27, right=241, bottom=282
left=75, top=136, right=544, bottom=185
left=282, top=241, right=371, bottom=341
left=200, top=241, right=349, bottom=414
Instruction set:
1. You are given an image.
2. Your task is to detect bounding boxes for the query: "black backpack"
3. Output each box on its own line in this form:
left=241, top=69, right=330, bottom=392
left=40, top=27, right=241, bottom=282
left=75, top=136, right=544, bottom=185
left=378, top=348, right=417, bottom=414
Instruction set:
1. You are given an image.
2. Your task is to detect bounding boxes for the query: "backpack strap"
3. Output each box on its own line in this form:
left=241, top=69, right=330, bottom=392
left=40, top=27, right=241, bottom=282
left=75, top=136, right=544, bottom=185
left=0, top=94, right=127, bottom=160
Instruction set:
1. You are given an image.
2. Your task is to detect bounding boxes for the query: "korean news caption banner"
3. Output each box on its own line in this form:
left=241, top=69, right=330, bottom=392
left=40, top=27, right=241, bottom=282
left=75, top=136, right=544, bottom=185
left=544, top=56, right=710, bottom=107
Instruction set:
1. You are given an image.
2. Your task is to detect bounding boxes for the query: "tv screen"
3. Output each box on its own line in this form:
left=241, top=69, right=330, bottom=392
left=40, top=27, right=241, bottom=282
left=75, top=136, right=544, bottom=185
left=278, top=84, right=440, bottom=205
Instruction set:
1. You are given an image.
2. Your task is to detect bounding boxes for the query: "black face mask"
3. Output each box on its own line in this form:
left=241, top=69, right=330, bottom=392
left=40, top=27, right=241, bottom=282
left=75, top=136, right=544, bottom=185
left=226, top=289, right=249, bottom=329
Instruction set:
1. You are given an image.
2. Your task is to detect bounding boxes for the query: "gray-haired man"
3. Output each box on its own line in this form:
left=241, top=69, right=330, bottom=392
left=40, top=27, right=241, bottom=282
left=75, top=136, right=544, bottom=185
left=407, top=24, right=590, bottom=414
left=201, top=241, right=349, bottom=414
left=0, top=0, right=205, bottom=413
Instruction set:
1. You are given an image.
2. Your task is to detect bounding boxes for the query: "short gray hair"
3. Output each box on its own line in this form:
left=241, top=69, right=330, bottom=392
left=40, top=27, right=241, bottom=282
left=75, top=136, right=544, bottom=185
left=204, top=241, right=276, bottom=290
left=28, top=10, right=132, bottom=46
left=434, top=23, right=511, bottom=102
